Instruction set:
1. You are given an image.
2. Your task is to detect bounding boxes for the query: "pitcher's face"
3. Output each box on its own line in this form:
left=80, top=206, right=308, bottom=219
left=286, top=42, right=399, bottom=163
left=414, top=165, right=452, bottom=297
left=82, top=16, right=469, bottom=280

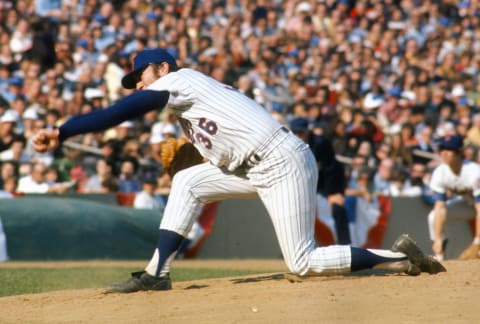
left=136, top=63, right=170, bottom=90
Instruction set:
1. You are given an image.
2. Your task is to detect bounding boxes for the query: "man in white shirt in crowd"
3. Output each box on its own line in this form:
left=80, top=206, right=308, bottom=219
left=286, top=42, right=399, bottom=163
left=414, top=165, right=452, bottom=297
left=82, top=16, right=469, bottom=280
left=16, top=162, right=72, bottom=194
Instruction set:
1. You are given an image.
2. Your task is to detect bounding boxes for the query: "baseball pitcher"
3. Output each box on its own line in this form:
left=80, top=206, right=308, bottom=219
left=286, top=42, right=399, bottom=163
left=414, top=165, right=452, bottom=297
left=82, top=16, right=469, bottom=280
left=33, top=49, right=445, bottom=293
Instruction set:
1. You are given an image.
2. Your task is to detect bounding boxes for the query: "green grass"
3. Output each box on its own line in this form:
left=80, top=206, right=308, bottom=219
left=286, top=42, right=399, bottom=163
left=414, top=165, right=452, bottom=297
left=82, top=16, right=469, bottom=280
left=0, top=267, right=270, bottom=297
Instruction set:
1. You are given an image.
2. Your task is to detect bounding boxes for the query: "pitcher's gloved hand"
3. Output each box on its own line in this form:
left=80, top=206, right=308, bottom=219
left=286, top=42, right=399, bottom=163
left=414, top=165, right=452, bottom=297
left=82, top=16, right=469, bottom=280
left=160, top=138, right=204, bottom=177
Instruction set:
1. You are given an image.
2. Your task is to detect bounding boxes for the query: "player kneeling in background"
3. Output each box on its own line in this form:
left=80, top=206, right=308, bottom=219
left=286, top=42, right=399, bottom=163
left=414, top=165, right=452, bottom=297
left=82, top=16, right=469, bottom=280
left=33, top=49, right=446, bottom=293
left=428, top=135, right=480, bottom=260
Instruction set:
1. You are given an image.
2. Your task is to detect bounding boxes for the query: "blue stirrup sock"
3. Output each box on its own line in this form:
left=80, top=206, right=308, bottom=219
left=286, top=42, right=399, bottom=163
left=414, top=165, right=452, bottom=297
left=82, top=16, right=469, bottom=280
left=151, top=229, right=185, bottom=277
left=350, top=247, right=407, bottom=271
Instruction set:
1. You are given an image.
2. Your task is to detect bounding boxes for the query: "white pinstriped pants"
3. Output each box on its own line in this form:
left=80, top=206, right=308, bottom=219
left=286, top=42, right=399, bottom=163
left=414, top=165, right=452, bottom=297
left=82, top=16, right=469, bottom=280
left=159, top=132, right=351, bottom=275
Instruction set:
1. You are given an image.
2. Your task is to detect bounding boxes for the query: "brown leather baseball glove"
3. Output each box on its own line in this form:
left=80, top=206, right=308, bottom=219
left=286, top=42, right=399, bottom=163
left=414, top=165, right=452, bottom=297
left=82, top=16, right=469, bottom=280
left=160, top=138, right=203, bottom=177
left=458, top=243, right=480, bottom=260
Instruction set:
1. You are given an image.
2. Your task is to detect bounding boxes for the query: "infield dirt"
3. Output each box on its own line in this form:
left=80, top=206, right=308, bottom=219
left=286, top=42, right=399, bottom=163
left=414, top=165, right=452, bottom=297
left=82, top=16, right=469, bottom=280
left=0, top=259, right=478, bottom=323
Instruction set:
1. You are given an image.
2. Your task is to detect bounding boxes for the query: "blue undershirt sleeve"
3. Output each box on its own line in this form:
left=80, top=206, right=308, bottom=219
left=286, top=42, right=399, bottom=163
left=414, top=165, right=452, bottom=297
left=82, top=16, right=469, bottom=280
left=58, top=90, right=169, bottom=142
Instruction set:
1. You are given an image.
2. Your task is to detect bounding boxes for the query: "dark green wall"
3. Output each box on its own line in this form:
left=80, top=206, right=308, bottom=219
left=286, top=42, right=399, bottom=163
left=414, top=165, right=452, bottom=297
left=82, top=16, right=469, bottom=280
left=0, top=196, right=473, bottom=260
left=1, top=196, right=160, bottom=260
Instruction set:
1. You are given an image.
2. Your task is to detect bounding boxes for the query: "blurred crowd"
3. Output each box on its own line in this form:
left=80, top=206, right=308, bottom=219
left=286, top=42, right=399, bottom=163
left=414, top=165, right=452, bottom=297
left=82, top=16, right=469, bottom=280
left=0, top=0, right=479, bottom=208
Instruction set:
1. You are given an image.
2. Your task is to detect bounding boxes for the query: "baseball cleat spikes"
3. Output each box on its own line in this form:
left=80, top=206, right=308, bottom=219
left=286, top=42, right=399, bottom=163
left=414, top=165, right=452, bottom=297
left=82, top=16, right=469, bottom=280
left=105, top=271, right=172, bottom=293
left=392, top=234, right=447, bottom=274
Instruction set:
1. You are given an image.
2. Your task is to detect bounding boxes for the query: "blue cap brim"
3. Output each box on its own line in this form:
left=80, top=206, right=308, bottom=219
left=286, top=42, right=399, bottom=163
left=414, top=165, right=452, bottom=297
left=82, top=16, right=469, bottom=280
left=121, top=65, right=148, bottom=89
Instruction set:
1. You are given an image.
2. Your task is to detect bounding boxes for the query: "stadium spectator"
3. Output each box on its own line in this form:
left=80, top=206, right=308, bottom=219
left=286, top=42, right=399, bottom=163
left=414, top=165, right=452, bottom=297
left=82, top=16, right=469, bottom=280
left=0, top=161, right=17, bottom=190
left=16, top=162, right=71, bottom=194
left=389, top=168, right=422, bottom=197
left=133, top=170, right=165, bottom=211
left=83, top=158, right=115, bottom=194
left=389, top=133, right=413, bottom=167
left=9, top=17, right=33, bottom=61
left=410, top=125, right=436, bottom=167
left=466, top=113, right=480, bottom=147
left=346, top=154, right=367, bottom=189
left=0, top=135, right=30, bottom=163
left=0, top=111, right=18, bottom=152
left=3, top=77, right=24, bottom=103
left=373, top=158, right=395, bottom=196
left=117, top=158, right=141, bottom=193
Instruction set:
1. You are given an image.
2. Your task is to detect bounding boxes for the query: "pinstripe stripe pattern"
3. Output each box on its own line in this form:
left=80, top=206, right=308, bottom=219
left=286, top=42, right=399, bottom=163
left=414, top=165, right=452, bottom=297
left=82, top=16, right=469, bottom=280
left=143, top=68, right=352, bottom=276
left=149, top=69, right=282, bottom=171
left=157, top=132, right=351, bottom=276
left=160, top=162, right=257, bottom=235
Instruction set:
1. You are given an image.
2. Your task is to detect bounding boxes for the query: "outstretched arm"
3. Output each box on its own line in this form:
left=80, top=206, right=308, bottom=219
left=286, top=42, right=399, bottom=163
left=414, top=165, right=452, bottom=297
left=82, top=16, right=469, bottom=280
left=59, top=90, right=169, bottom=141
left=33, top=90, right=169, bottom=152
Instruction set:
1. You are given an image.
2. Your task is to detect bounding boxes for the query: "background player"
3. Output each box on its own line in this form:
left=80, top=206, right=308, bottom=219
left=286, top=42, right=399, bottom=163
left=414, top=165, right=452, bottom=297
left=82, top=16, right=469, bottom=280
left=428, top=134, right=480, bottom=260
left=33, top=48, right=445, bottom=293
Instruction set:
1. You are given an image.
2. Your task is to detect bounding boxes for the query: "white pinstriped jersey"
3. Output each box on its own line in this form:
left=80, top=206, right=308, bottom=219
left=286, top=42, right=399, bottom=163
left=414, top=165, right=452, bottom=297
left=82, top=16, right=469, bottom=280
left=147, top=68, right=282, bottom=171
left=143, top=69, right=356, bottom=277
left=429, top=161, right=480, bottom=199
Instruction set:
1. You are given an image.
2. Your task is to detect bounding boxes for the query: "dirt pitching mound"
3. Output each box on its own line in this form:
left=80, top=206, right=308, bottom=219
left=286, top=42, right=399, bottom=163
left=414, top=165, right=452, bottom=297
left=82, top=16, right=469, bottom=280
left=0, top=260, right=478, bottom=323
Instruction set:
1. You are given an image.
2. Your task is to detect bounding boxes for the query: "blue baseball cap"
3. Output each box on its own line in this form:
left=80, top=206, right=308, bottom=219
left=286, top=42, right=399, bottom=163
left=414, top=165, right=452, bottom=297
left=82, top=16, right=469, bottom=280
left=146, top=11, right=161, bottom=21
left=141, top=170, right=158, bottom=184
left=93, top=13, right=108, bottom=24
left=439, top=134, right=464, bottom=151
left=438, top=17, right=450, bottom=27
left=388, top=86, right=402, bottom=98
left=289, top=117, right=310, bottom=133
left=8, top=77, right=23, bottom=86
left=76, top=39, right=88, bottom=49
left=121, top=48, right=177, bottom=89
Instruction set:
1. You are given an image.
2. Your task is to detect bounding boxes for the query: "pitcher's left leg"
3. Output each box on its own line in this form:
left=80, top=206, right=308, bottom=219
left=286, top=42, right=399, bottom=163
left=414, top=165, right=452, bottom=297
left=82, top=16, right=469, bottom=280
left=146, top=162, right=257, bottom=277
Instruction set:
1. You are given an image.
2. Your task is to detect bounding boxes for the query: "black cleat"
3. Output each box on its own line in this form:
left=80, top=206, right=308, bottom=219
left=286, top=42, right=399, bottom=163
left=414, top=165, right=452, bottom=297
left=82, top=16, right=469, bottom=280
left=392, top=234, right=447, bottom=274
left=404, top=263, right=421, bottom=276
left=105, top=271, right=172, bottom=293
